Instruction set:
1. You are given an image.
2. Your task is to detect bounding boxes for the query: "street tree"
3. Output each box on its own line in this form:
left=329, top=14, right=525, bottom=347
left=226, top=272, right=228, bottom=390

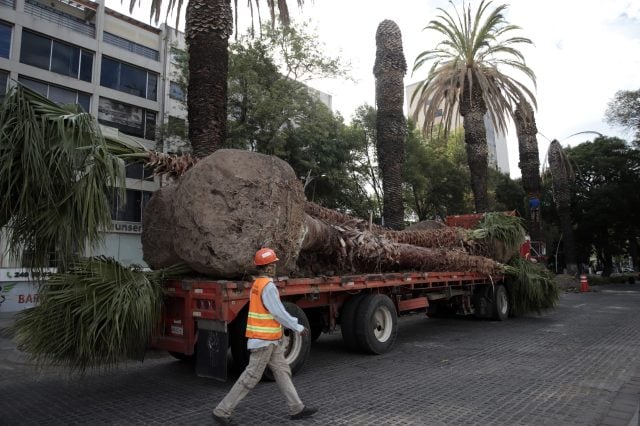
left=605, top=89, right=640, bottom=147
left=411, top=0, right=536, bottom=213
left=128, top=0, right=304, bottom=158
left=567, top=137, right=640, bottom=275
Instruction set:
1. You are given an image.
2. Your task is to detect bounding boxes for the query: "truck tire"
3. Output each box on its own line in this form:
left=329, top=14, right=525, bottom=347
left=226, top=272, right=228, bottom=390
left=340, top=294, right=366, bottom=351
left=492, top=284, right=509, bottom=321
left=354, top=294, right=398, bottom=354
left=263, top=302, right=311, bottom=381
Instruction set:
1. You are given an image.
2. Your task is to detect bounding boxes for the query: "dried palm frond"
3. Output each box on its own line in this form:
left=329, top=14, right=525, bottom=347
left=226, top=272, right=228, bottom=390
left=503, top=257, right=559, bottom=315
left=13, top=257, right=192, bottom=373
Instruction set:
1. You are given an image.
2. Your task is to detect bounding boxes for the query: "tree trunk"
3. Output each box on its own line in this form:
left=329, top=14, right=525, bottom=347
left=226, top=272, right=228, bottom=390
left=548, top=139, right=577, bottom=274
left=374, top=20, right=407, bottom=230
left=629, top=237, right=639, bottom=272
left=185, top=0, right=232, bottom=158
left=514, top=100, right=542, bottom=240
left=459, top=75, right=489, bottom=213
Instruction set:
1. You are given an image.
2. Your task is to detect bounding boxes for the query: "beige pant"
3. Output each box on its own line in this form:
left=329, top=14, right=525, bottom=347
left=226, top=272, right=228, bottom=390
left=214, top=341, right=304, bottom=418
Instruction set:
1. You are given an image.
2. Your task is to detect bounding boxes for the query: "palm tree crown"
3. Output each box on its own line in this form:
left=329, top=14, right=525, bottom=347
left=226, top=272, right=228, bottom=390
left=411, top=0, right=536, bottom=135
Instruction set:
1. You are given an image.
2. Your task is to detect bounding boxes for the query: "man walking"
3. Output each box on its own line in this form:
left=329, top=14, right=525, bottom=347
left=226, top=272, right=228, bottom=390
left=213, top=248, right=318, bottom=425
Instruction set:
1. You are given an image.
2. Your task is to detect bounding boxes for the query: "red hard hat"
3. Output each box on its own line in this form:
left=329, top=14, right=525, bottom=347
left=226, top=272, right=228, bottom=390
left=254, top=248, right=279, bottom=266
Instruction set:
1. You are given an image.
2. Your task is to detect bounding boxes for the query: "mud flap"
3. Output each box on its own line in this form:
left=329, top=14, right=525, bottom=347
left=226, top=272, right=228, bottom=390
left=196, top=320, right=228, bottom=381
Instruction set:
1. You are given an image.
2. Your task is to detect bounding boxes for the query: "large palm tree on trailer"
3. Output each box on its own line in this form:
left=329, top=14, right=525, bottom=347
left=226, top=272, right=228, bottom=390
left=411, top=0, right=536, bottom=213
left=374, top=20, right=407, bottom=230
left=130, top=0, right=304, bottom=158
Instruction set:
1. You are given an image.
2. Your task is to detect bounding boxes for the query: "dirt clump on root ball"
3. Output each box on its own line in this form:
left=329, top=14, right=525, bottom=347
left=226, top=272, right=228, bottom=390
left=142, top=184, right=181, bottom=269
left=171, top=149, right=307, bottom=278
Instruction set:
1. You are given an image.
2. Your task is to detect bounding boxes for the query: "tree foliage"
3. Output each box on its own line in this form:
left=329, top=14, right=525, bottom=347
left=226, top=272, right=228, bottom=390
left=605, top=89, right=640, bottom=147
left=567, top=136, right=640, bottom=275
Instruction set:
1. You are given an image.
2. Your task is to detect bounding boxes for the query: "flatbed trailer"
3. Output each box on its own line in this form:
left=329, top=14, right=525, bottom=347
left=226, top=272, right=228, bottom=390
left=151, top=271, right=508, bottom=381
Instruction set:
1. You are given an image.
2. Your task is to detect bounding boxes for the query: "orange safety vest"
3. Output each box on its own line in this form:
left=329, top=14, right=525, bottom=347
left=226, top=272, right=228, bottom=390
left=245, top=277, right=283, bottom=340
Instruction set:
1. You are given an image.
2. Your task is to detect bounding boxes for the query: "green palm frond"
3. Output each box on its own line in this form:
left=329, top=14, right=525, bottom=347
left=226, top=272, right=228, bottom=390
left=13, top=257, right=192, bottom=372
left=411, top=0, right=536, bottom=136
left=503, top=257, right=560, bottom=315
left=0, top=85, right=125, bottom=267
left=471, top=212, right=526, bottom=256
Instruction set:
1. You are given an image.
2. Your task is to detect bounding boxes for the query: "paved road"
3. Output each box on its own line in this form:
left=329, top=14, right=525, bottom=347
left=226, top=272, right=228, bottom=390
left=1, top=285, right=639, bottom=425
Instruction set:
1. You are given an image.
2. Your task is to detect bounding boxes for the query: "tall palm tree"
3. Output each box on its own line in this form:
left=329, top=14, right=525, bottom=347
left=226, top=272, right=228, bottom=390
left=374, top=20, right=407, bottom=230
left=411, top=0, right=536, bottom=213
left=548, top=139, right=577, bottom=274
left=514, top=99, right=541, bottom=239
left=132, top=0, right=303, bottom=158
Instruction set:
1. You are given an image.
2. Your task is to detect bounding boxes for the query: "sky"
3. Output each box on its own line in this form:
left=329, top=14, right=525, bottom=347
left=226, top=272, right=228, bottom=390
left=106, top=0, right=640, bottom=178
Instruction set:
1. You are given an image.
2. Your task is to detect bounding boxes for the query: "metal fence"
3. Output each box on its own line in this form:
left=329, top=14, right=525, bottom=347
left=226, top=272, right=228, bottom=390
left=24, top=0, right=96, bottom=38
left=103, top=32, right=159, bottom=61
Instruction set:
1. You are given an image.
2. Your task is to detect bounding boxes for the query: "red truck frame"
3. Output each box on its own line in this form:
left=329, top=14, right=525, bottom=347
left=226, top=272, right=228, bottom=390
left=151, top=271, right=507, bottom=381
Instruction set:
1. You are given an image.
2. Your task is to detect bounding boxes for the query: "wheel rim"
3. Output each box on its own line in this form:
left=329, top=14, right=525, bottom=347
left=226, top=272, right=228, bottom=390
left=282, top=329, right=302, bottom=364
left=372, top=306, right=393, bottom=343
left=498, top=289, right=508, bottom=315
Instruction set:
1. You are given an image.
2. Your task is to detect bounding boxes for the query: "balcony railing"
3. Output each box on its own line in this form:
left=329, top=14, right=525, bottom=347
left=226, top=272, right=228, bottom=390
left=103, top=32, right=159, bottom=61
left=0, top=0, right=16, bottom=9
left=24, top=0, right=96, bottom=38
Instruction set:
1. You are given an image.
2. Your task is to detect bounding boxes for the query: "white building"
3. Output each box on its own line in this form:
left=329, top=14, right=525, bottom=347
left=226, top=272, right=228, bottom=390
left=405, top=81, right=510, bottom=175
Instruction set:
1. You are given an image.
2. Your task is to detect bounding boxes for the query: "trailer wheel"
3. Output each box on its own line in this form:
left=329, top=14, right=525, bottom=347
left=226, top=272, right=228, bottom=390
left=354, top=294, right=398, bottom=354
left=263, top=302, right=311, bottom=381
left=340, top=294, right=366, bottom=351
left=492, top=284, right=509, bottom=321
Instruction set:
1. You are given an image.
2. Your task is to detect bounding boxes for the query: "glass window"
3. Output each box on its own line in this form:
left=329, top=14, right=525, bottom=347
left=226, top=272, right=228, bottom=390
left=20, top=31, right=51, bottom=70
left=80, top=51, right=93, bottom=82
left=100, top=56, right=157, bottom=100
left=0, top=22, right=11, bottom=59
left=0, top=71, right=8, bottom=101
left=98, top=97, right=160, bottom=140
left=19, top=76, right=48, bottom=97
left=169, top=81, right=185, bottom=101
left=125, top=162, right=154, bottom=181
left=50, top=40, right=79, bottom=78
left=19, top=76, right=91, bottom=111
left=144, top=111, right=156, bottom=141
left=77, top=92, right=91, bottom=112
left=110, top=189, right=153, bottom=223
left=147, top=73, right=157, bottom=101
left=100, top=56, right=119, bottom=90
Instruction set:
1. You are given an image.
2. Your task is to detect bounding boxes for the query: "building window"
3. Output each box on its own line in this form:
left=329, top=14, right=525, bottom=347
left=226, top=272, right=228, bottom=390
left=0, top=70, right=8, bottom=101
left=98, top=97, right=156, bottom=140
left=169, top=81, right=185, bottom=101
left=169, top=47, right=185, bottom=65
left=125, top=161, right=154, bottom=181
left=100, top=56, right=157, bottom=101
left=111, top=189, right=153, bottom=223
left=19, top=30, right=93, bottom=82
left=0, top=21, right=11, bottom=59
left=18, top=76, right=91, bottom=112
left=167, top=115, right=187, bottom=139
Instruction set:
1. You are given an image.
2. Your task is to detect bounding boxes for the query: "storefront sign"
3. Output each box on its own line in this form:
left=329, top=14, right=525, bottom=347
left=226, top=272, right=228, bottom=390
left=112, top=221, right=143, bottom=234
left=0, top=268, right=55, bottom=314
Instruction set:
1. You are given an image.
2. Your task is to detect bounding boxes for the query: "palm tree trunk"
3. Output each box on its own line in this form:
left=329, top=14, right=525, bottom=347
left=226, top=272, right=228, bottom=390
left=514, top=100, right=542, bottom=240
left=185, top=0, right=232, bottom=158
left=548, top=139, right=578, bottom=274
left=460, top=78, right=489, bottom=213
left=374, top=20, right=407, bottom=230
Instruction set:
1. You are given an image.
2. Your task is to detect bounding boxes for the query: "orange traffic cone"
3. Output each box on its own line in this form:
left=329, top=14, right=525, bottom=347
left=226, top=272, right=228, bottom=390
left=580, top=274, right=589, bottom=292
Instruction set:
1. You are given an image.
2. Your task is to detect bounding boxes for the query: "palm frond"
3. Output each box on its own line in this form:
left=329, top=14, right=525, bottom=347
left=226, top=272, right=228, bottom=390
left=0, top=85, right=124, bottom=267
left=13, top=257, right=193, bottom=372
left=503, top=257, right=560, bottom=315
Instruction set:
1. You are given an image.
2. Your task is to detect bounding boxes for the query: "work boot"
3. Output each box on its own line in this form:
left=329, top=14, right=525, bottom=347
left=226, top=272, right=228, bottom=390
left=290, top=406, right=318, bottom=420
left=212, top=411, right=237, bottom=425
